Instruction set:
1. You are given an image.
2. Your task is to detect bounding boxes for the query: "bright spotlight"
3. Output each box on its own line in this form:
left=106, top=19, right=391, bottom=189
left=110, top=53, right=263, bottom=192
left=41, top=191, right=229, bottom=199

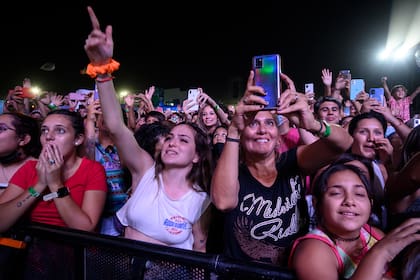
left=381, top=0, right=420, bottom=63
left=31, top=86, right=41, bottom=96
left=393, top=46, right=410, bottom=61
left=377, top=48, right=392, bottom=61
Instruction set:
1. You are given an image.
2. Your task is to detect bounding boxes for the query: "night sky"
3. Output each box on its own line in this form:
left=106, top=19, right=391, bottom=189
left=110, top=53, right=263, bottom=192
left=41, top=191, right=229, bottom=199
left=2, top=0, right=420, bottom=105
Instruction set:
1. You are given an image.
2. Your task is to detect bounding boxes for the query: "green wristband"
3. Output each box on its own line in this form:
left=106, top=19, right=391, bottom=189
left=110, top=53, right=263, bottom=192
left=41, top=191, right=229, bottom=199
left=28, top=187, right=40, bottom=198
left=321, top=120, right=331, bottom=138
left=47, top=103, right=57, bottom=110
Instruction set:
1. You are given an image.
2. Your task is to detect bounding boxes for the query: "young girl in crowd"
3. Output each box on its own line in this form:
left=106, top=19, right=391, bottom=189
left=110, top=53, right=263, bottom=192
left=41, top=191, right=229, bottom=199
left=289, top=163, right=420, bottom=280
left=382, top=76, right=420, bottom=123
left=84, top=6, right=212, bottom=253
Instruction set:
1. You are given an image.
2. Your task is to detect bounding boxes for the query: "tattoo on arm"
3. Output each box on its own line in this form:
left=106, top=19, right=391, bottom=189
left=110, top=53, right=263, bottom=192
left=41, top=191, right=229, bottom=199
left=16, top=194, right=32, bottom=208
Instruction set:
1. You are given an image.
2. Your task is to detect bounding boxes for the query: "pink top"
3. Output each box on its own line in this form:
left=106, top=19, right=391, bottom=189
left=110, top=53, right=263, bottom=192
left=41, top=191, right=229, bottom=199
left=388, top=96, right=411, bottom=123
left=278, top=127, right=301, bottom=153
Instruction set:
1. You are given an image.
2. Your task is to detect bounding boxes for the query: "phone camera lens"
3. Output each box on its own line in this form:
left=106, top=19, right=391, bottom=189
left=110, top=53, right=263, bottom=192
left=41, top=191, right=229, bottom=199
left=255, top=58, right=263, bottom=68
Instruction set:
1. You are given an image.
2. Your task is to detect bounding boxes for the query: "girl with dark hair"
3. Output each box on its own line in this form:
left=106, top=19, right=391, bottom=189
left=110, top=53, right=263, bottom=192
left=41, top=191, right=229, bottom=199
left=347, top=110, right=393, bottom=231
left=289, top=163, right=420, bottom=280
left=0, top=109, right=107, bottom=279
left=0, top=112, right=41, bottom=194
left=0, top=109, right=107, bottom=232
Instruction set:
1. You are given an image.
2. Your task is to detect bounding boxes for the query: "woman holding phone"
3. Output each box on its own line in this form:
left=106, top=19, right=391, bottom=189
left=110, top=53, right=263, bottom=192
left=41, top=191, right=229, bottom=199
left=210, top=70, right=353, bottom=266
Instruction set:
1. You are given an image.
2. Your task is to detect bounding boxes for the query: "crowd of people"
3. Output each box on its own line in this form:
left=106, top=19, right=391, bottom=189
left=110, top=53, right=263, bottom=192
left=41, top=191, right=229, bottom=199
left=0, top=5, right=419, bottom=280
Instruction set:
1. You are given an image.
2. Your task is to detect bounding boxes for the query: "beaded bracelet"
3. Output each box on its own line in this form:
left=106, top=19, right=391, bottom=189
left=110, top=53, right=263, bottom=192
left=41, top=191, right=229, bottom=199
left=28, top=187, right=40, bottom=198
left=85, top=59, right=120, bottom=79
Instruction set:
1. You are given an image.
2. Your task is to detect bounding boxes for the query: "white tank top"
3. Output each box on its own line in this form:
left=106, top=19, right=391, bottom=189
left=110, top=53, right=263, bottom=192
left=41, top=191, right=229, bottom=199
left=117, top=165, right=210, bottom=250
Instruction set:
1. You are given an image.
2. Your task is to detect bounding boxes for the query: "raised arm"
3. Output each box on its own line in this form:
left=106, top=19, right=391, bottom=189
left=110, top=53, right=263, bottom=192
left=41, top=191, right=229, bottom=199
left=197, top=89, right=231, bottom=126
left=124, top=94, right=137, bottom=131
left=84, top=6, right=153, bottom=182
left=408, top=85, right=420, bottom=101
left=321, top=68, right=332, bottom=97
left=371, top=103, right=412, bottom=142
left=381, top=76, right=391, bottom=101
left=84, top=98, right=100, bottom=160
left=277, top=75, right=353, bottom=175
left=211, top=71, right=263, bottom=211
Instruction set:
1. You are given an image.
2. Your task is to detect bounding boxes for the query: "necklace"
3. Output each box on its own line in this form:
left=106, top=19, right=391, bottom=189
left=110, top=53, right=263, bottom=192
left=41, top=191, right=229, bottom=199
left=323, top=227, right=360, bottom=242
left=333, top=234, right=360, bottom=242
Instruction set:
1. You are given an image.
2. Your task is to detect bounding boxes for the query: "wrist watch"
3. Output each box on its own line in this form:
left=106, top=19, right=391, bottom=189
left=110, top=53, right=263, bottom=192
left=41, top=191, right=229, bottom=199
left=43, top=186, right=70, bottom=201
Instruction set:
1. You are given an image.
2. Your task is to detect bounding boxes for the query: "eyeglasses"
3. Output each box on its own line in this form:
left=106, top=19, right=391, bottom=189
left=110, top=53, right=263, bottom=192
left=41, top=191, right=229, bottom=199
left=0, top=124, right=16, bottom=133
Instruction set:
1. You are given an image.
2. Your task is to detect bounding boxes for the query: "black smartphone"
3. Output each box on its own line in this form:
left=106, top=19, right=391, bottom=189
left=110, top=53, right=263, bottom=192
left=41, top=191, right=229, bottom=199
left=252, top=54, right=281, bottom=110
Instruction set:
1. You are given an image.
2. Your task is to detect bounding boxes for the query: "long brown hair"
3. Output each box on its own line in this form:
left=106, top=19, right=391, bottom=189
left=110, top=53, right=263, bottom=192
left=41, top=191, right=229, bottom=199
left=155, top=122, right=213, bottom=193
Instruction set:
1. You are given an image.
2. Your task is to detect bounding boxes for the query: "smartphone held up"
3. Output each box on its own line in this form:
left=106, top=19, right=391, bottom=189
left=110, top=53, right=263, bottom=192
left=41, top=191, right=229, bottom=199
left=350, top=79, right=365, bottom=100
left=369, top=88, right=385, bottom=106
left=187, top=89, right=199, bottom=112
left=304, top=83, right=314, bottom=93
left=252, top=54, right=281, bottom=110
left=339, top=70, right=351, bottom=81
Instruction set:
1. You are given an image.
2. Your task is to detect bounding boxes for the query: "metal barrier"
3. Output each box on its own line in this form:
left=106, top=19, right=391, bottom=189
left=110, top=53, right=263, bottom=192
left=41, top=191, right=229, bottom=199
left=4, top=223, right=297, bottom=280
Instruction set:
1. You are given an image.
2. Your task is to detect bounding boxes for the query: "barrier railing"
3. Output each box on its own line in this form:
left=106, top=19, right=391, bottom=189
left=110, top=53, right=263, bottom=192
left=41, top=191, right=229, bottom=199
left=3, top=223, right=297, bottom=280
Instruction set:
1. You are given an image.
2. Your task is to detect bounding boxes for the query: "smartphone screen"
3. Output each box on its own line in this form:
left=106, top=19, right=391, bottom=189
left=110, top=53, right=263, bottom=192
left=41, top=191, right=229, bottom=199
left=350, top=79, right=365, bottom=100
left=369, top=88, right=385, bottom=106
left=343, top=106, right=351, bottom=116
left=339, top=70, right=351, bottom=81
left=187, top=89, right=199, bottom=111
left=94, top=84, right=99, bottom=100
left=305, top=83, right=314, bottom=93
left=252, top=54, right=281, bottom=110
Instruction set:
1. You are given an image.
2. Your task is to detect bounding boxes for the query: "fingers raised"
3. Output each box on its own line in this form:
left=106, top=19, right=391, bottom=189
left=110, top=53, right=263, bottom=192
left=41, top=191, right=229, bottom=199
left=281, top=73, right=296, bottom=92
left=87, top=6, right=100, bottom=30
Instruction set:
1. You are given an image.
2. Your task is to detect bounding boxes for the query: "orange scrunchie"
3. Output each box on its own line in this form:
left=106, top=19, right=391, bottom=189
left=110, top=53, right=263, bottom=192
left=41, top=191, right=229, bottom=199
left=85, top=59, right=120, bottom=78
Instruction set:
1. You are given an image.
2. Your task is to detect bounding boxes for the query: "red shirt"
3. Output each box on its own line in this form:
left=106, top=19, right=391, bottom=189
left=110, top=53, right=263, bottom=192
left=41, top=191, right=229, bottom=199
left=10, top=158, right=107, bottom=227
